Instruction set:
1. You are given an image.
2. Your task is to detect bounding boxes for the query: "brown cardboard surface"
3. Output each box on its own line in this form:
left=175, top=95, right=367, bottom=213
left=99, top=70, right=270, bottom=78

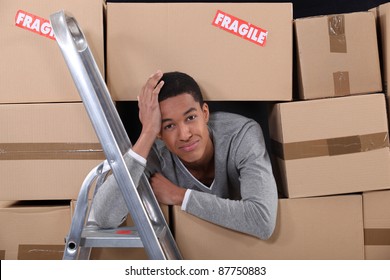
left=0, top=103, right=98, bottom=143
left=363, top=190, right=390, bottom=259
left=173, top=195, right=364, bottom=260
left=387, top=95, right=390, bottom=131
left=0, top=103, right=104, bottom=200
left=269, top=94, right=390, bottom=198
left=295, top=11, right=382, bottom=100
left=0, top=201, right=71, bottom=260
left=378, top=3, right=390, bottom=95
left=106, top=3, right=292, bottom=101
left=0, top=0, right=104, bottom=103
left=18, top=244, right=64, bottom=260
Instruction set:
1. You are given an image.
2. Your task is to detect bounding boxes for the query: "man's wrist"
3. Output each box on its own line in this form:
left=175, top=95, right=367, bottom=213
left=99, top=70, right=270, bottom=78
left=127, top=149, right=147, bottom=166
left=181, top=190, right=191, bottom=210
left=133, top=130, right=157, bottom=159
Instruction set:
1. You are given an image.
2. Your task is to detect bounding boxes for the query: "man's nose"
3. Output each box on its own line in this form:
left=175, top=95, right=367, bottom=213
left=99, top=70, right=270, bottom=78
left=178, top=124, right=192, bottom=140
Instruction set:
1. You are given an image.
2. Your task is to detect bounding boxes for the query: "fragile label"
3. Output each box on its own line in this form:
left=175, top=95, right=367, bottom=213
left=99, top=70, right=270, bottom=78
left=15, top=10, right=55, bottom=40
left=212, top=10, right=268, bottom=47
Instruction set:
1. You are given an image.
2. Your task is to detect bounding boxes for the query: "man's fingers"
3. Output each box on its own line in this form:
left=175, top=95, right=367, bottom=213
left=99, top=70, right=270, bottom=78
left=146, top=70, right=163, bottom=88
left=153, top=80, right=165, bottom=96
left=140, top=70, right=163, bottom=102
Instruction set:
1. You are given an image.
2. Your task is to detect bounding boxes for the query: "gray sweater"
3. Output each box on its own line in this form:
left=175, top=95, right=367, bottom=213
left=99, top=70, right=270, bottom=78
left=92, top=112, right=278, bottom=239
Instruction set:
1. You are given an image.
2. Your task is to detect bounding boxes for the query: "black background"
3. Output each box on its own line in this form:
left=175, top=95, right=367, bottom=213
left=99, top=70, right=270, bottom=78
left=109, top=0, right=388, bottom=144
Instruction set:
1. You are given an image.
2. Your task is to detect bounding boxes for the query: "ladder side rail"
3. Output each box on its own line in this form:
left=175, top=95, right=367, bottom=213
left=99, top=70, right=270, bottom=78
left=138, top=174, right=183, bottom=259
left=109, top=154, right=166, bottom=259
left=82, top=53, right=131, bottom=153
left=51, top=12, right=130, bottom=154
left=63, top=161, right=108, bottom=260
left=83, top=55, right=131, bottom=152
left=77, top=247, right=92, bottom=260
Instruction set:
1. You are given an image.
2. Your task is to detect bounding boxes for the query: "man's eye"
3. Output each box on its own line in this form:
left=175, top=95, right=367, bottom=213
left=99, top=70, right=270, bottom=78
left=164, top=124, right=175, bottom=130
left=187, top=115, right=197, bottom=121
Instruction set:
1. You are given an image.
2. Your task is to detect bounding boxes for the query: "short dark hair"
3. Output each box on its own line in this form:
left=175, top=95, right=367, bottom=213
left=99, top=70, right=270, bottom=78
left=158, top=72, right=204, bottom=105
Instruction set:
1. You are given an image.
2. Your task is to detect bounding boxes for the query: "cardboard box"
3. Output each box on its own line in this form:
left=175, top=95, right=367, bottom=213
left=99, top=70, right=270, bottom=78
left=173, top=195, right=364, bottom=260
left=106, top=3, right=292, bottom=101
left=294, top=12, right=382, bottom=100
left=378, top=3, right=390, bottom=95
left=387, top=95, right=390, bottom=131
left=0, top=0, right=104, bottom=103
left=269, top=93, right=390, bottom=198
left=363, top=190, right=390, bottom=260
left=0, top=103, right=105, bottom=200
left=0, top=201, right=71, bottom=260
left=70, top=200, right=170, bottom=260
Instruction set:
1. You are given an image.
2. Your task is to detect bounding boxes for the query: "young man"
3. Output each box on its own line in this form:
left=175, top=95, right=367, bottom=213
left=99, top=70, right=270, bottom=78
left=92, top=70, right=278, bottom=239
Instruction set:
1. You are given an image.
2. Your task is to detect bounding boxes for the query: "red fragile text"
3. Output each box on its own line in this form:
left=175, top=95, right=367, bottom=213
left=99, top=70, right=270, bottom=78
left=15, top=10, right=55, bottom=40
left=212, top=10, right=268, bottom=47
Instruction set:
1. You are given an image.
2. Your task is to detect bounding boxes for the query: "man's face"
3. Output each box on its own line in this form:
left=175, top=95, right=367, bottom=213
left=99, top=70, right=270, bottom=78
left=159, top=93, right=211, bottom=165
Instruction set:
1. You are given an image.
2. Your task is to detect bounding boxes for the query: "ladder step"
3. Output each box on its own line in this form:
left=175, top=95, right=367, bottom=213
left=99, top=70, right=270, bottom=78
left=80, top=226, right=166, bottom=248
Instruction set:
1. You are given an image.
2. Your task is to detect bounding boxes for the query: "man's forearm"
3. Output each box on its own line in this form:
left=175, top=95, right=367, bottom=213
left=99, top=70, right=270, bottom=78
left=132, top=130, right=157, bottom=159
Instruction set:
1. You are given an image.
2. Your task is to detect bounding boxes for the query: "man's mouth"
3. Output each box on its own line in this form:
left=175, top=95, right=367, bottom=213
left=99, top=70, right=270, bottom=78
left=179, top=140, right=199, bottom=152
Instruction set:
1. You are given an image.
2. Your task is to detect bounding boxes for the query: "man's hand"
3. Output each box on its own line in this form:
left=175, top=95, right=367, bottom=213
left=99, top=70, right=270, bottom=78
left=138, top=70, right=164, bottom=136
left=150, top=173, right=186, bottom=205
left=133, top=70, right=164, bottom=159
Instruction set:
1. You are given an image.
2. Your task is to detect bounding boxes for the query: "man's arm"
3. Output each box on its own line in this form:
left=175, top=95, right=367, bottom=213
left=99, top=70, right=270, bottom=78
left=91, top=153, right=147, bottom=228
left=133, top=70, right=164, bottom=158
left=151, top=122, right=278, bottom=239
left=149, top=172, right=186, bottom=205
left=91, top=70, right=164, bottom=228
left=187, top=123, right=278, bottom=239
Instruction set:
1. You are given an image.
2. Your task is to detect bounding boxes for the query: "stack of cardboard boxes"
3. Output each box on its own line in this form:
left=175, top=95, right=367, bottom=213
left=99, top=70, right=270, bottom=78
left=0, top=0, right=105, bottom=260
left=378, top=3, right=390, bottom=133
left=268, top=8, right=390, bottom=260
left=159, top=4, right=390, bottom=260
left=364, top=3, right=390, bottom=260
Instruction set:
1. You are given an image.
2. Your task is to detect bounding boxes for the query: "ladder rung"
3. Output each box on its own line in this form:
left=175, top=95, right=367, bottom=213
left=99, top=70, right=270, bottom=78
left=80, top=226, right=142, bottom=248
left=79, top=225, right=167, bottom=248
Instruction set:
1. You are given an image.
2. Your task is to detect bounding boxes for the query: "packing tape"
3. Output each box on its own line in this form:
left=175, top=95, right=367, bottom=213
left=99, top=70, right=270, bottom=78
left=328, top=15, right=350, bottom=96
left=333, top=71, right=350, bottom=96
left=364, top=229, right=390, bottom=246
left=328, top=15, right=347, bottom=53
left=272, top=132, right=389, bottom=160
left=0, top=143, right=105, bottom=160
left=18, top=244, right=64, bottom=260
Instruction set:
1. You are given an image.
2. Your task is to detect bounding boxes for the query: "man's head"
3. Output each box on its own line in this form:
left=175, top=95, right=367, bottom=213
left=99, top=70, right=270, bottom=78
left=157, top=72, right=213, bottom=167
left=158, top=72, right=204, bottom=106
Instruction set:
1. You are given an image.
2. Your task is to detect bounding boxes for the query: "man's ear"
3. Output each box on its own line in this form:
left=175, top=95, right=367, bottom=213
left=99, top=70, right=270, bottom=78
left=202, top=103, right=210, bottom=122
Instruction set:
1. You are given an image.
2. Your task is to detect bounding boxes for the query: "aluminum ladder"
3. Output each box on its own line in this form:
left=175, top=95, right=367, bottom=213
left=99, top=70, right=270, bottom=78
left=50, top=10, right=182, bottom=260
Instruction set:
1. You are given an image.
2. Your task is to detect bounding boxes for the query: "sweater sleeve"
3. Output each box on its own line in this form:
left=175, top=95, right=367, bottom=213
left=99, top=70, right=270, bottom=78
left=184, top=122, right=278, bottom=239
left=91, top=151, right=147, bottom=228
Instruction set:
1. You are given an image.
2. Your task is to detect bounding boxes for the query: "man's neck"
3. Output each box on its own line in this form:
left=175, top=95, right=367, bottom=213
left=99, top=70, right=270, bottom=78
left=182, top=138, right=215, bottom=185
